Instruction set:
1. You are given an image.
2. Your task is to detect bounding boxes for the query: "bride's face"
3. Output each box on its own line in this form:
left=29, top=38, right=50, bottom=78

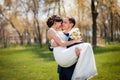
left=55, top=21, right=62, bottom=29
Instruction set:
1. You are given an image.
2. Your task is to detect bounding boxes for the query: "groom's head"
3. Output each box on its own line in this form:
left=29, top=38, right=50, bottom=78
left=62, top=17, right=76, bottom=31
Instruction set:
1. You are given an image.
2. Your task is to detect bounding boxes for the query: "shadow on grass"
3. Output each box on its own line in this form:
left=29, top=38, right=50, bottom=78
left=32, top=46, right=55, bottom=61
left=1, top=43, right=120, bottom=62
left=25, top=46, right=55, bottom=62
left=0, top=45, right=55, bottom=62
left=93, top=44, right=120, bottom=54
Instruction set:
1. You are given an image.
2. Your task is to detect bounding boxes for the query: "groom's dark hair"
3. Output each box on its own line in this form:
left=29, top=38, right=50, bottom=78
left=68, top=17, right=76, bottom=28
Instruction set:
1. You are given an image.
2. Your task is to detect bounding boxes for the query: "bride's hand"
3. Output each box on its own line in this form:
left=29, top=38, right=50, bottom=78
left=51, top=42, right=58, bottom=47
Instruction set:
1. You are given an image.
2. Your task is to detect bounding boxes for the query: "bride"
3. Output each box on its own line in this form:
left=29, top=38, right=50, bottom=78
left=47, top=15, right=97, bottom=80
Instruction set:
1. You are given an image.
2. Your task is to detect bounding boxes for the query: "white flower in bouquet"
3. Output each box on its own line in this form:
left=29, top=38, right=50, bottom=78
left=69, top=27, right=81, bottom=39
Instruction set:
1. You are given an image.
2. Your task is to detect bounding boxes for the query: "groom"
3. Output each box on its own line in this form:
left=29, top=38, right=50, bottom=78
left=58, top=17, right=82, bottom=80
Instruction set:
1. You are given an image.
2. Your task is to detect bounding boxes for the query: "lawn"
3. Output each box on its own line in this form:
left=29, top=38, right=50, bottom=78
left=0, top=43, right=120, bottom=80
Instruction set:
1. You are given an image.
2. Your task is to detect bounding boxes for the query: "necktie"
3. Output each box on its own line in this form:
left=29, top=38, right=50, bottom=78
left=64, top=33, right=69, bottom=37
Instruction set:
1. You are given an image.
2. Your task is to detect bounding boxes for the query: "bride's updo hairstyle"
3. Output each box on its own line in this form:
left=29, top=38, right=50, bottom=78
left=46, top=15, right=63, bottom=28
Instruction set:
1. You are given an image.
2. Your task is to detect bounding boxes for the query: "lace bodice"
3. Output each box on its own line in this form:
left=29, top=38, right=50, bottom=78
left=49, top=28, right=68, bottom=43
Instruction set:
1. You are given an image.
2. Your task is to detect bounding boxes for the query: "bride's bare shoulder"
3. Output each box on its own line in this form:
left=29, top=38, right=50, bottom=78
left=48, top=28, right=56, bottom=34
left=47, top=28, right=56, bottom=38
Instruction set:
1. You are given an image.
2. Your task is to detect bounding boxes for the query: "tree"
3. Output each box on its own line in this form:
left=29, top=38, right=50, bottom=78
left=91, top=0, right=98, bottom=46
left=0, top=0, right=23, bottom=46
left=27, top=0, right=42, bottom=47
left=97, top=0, right=120, bottom=42
left=44, top=0, right=66, bottom=16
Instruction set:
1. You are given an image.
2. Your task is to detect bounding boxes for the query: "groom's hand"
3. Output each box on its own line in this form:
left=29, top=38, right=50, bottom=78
left=79, top=35, right=83, bottom=41
left=75, top=47, right=81, bottom=57
left=75, top=38, right=82, bottom=43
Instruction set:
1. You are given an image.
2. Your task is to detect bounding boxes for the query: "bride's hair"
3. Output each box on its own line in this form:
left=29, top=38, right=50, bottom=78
left=46, top=15, right=63, bottom=28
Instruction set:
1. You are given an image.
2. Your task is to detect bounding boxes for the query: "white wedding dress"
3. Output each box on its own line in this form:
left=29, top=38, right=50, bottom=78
left=50, top=28, right=97, bottom=80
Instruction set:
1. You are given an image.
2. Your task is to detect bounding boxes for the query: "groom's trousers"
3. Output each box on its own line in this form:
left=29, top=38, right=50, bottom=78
left=58, top=63, right=76, bottom=80
left=58, top=42, right=84, bottom=80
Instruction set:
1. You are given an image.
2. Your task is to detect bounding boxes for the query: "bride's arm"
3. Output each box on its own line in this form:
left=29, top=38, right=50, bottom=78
left=48, top=29, right=80, bottom=47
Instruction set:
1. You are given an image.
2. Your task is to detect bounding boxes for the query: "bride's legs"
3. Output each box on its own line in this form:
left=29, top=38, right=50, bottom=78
left=71, top=43, right=97, bottom=79
left=54, top=43, right=92, bottom=67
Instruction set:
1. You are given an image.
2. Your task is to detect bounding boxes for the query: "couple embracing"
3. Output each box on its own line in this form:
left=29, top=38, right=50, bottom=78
left=47, top=15, right=97, bottom=80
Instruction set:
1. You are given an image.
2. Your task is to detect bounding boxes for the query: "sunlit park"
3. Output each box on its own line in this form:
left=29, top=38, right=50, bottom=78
left=0, top=0, right=120, bottom=80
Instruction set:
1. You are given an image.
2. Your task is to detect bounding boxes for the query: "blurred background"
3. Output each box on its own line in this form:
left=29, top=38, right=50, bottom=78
left=0, top=0, right=120, bottom=48
left=0, top=0, right=120, bottom=80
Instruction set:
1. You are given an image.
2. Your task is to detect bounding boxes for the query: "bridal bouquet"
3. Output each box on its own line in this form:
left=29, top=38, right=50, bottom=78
left=69, top=27, right=81, bottom=40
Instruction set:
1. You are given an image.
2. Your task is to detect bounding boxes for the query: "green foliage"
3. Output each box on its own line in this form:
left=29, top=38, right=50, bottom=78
left=0, top=43, right=120, bottom=80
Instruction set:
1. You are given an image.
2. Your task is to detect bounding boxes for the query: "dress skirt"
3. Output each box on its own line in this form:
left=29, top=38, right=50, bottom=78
left=53, top=43, right=97, bottom=80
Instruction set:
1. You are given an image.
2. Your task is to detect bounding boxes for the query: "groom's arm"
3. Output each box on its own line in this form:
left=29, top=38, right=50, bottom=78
left=67, top=41, right=84, bottom=48
left=67, top=37, right=83, bottom=48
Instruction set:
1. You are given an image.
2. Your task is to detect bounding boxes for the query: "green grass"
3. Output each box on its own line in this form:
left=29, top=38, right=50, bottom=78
left=0, top=45, right=58, bottom=80
left=0, top=43, right=120, bottom=80
left=92, top=43, right=120, bottom=80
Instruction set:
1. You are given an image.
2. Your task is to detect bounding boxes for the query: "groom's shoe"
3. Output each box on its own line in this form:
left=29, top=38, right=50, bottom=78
left=48, top=43, right=53, bottom=51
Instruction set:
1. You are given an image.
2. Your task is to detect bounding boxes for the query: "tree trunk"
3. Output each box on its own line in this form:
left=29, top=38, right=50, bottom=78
left=32, top=0, right=42, bottom=47
left=0, top=11, right=23, bottom=45
left=91, top=0, right=98, bottom=46
left=36, top=19, right=42, bottom=47
left=34, top=15, right=42, bottom=47
left=10, top=22, right=23, bottom=45
left=61, top=0, right=66, bottom=16
left=110, top=11, right=113, bottom=41
left=58, top=0, right=61, bottom=16
left=19, top=34, right=23, bottom=45
left=3, top=29, right=7, bottom=48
